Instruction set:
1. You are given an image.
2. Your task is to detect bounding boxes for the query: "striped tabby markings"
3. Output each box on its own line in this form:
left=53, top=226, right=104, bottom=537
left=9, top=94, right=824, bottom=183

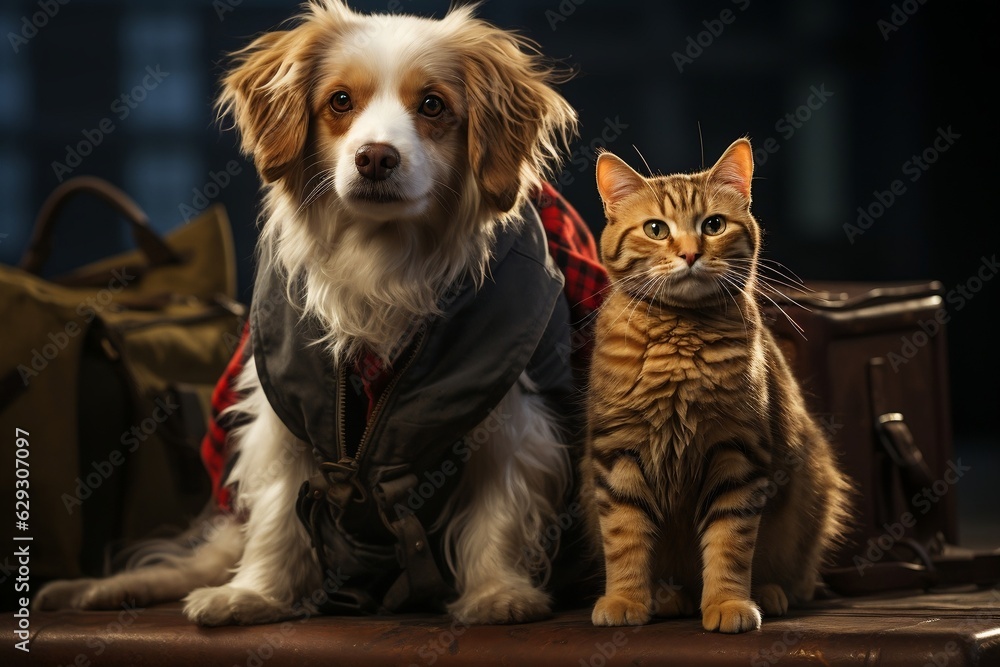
left=697, top=441, right=769, bottom=633
left=584, top=139, right=853, bottom=633
left=590, top=445, right=658, bottom=626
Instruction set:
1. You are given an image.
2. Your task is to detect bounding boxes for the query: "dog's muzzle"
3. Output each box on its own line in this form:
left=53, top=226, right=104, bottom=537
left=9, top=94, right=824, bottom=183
left=355, top=143, right=400, bottom=181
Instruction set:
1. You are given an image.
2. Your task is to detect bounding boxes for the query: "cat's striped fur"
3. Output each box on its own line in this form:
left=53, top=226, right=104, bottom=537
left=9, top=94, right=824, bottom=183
left=581, top=138, right=852, bottom=632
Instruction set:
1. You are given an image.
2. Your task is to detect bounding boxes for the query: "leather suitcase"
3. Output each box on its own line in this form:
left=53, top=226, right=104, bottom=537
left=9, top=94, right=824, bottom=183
left=762, top=280, right=1000, bottom=593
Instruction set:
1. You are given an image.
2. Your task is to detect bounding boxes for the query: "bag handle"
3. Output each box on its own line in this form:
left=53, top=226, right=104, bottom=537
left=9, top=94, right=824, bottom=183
left=18, top=176, right=182, bottom=275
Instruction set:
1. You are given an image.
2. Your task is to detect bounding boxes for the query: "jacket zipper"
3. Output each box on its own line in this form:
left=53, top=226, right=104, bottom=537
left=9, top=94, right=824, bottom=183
left=337, top=327, right=429, bottom=468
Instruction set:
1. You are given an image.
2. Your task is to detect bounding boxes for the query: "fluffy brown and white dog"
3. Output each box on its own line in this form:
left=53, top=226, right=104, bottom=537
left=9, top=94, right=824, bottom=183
left=35, top=0, right=579, bottom=625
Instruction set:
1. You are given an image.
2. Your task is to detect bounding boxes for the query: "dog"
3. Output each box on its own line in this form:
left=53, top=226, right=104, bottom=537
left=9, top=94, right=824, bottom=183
left=34, top=0, right=581, bottom=625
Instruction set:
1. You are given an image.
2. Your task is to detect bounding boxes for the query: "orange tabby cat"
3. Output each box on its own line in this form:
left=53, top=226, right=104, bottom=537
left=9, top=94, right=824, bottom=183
left=581, top=138, right=852, bottom=633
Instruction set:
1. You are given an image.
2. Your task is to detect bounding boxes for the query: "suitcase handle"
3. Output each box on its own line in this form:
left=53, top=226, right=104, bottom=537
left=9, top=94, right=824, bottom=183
left=869, top=358, right=934, bottom=499
left=875, top=412, right=933, bottom=491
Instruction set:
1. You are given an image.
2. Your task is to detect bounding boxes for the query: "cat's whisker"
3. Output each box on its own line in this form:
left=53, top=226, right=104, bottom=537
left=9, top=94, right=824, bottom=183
left=755, top=279, right=815, bottom=316
left=579, top=267, right=661, bottom=309
left=729, top=258, right=810, bottom=295
left=717, top=274, right=749, bottom=339
left=727, top=272, right=810, bottom=336
left=585, top=140, right=852, bottom=634
left=757, top=289, right=808, bottom=338
left=622, top=274, right=664, bottom=332
left=603, top=273, right=662, bottom=333
left=633, top=144, right=655, bottom=178
left=737, top=268, right=812, bottom=302
left=729, top=267, right=817, bottom=317
left=755, top=278, right=815, bottom=309
left=754, top=258, right=809, bottom=287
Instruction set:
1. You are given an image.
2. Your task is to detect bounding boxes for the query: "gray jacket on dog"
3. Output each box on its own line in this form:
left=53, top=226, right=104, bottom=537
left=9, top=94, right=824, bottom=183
left=249, top=205, right=574, bottom=614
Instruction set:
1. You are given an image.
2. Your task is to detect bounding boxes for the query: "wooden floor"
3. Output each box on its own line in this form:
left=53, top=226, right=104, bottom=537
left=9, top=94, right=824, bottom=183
left=5, top=587, right=999, bottom=666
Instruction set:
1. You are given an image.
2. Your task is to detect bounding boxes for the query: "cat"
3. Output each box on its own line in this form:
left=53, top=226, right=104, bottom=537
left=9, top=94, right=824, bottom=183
left=580, top=137, right=853, bottom=633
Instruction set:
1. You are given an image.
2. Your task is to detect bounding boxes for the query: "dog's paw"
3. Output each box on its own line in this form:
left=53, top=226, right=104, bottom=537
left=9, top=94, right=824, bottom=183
left=753, top=584, right=789, bottom=617
left=33, top=579, right=98, bottom=611
left=34, top=579, right=138, bottom=611
left=701, top=598, right=762, bottom=633
left=449, top=582, right=551, bottom=624
left=183, top=585, right=291, bottom=627
left=651, top=589, right=695, bottom=618
left=591, top=595, right=650, bottom=626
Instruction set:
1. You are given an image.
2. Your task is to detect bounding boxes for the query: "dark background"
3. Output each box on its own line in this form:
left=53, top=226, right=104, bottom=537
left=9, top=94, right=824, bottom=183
left=1, top=1, right=995, bottom=546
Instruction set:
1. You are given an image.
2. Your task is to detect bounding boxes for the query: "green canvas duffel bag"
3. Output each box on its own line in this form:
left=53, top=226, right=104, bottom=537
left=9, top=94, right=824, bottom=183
left=0, top=176, right=246, bottom=610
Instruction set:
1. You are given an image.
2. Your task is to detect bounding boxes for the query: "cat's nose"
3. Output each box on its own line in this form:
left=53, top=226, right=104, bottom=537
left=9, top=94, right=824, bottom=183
left=681, top=252, right=701, bottom=267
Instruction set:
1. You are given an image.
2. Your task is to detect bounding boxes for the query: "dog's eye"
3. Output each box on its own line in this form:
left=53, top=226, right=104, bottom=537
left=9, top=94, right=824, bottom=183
left=330, top=91, right=352, bottom=113
left=419, top=95, right=445, bottom=118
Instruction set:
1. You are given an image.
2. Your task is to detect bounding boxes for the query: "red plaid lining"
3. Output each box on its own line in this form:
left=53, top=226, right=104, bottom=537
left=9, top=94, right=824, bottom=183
left=199, top=321, right=251, bottom=511
left=201, top=185, right=608, bottom=510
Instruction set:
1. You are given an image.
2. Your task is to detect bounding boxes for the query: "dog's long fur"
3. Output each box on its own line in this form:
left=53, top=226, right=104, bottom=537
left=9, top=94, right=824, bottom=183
left=34, top=0, right=579, bottom=625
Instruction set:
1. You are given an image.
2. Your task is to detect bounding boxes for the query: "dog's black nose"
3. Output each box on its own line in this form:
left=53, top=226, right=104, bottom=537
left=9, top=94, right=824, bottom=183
left=355, top=144, right=400, bottom=181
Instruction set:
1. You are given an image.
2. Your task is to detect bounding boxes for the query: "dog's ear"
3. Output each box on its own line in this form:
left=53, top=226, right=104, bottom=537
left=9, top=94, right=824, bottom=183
left=459, top=23, right=578, bottom=213
left=216, top=26, right=318, bottom=183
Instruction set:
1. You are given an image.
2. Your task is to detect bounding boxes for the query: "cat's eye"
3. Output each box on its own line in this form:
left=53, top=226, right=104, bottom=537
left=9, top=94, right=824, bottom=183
left=643, top=220, right=669, bottom=240
left=330, top=91, right=353, bottom=113
left=702, top=215, right=726, bottom=236
left=419, top=94, right=445, bottom=118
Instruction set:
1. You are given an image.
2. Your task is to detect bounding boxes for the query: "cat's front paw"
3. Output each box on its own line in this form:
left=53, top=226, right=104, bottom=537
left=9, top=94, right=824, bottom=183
left=753, top=584, right=788, bottom=617
left=702, top=599, right=762, bottom=633
left=592, top=595, right=650, bottom=626
left=183, top=585, right=292, bottom=626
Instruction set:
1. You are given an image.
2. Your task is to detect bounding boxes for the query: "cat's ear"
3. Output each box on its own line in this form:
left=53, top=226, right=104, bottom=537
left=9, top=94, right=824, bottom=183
left=596, top=152, right=646, bottom=209
left=709, top=138, right=754, bottom=203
